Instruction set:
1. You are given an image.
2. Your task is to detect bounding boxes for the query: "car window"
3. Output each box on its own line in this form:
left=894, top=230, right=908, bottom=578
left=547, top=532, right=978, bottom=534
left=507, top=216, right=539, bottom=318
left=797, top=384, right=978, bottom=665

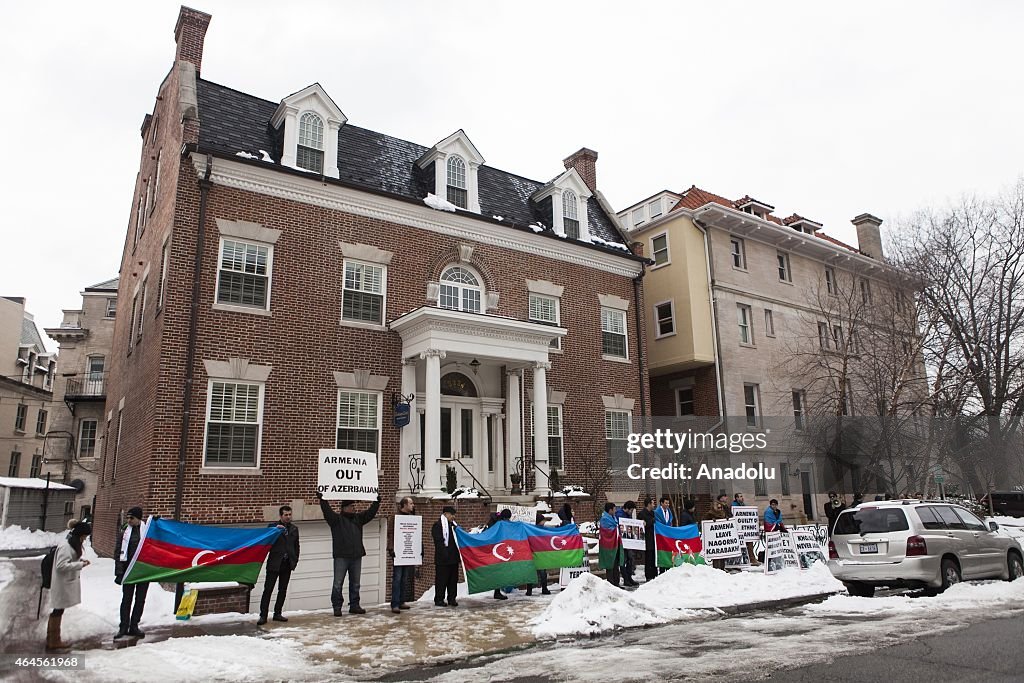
left=916, top=506, right=946, bottom=530
left=833, top=508, right=909, bottom=535
left=934, top=506, right=966, bottom=530
left=953, top=507, right=987, bottom=532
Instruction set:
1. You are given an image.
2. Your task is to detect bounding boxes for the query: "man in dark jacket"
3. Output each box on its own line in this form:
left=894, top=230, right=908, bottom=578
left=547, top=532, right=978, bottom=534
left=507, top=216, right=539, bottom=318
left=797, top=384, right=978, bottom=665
left=824, top=491, right=846, bottom=536
left=258, top=505, right=300, bottom=625
left=388, top=496, right=416, bottom=614
left=431, top=505, right=460, bottom=607
left=114, top=506, right=148, bottom=640
left=318, top=492, right=380, bottom=615
left=636, top=496, right=657, bottom=581
left=677, top=498, right=697, bottom=526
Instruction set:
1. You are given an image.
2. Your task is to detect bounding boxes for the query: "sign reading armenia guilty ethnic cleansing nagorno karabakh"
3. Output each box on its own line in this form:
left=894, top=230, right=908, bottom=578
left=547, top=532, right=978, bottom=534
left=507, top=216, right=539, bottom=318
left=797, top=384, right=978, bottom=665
left=317, top=448, right=379, bottom=501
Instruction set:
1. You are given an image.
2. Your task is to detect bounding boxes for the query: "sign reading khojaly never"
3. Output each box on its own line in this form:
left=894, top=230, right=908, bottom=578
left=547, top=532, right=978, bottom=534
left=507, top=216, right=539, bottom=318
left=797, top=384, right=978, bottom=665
left=700, top=519, right=743, bottom=559
left=795, top=524, right=829, bottom=552
left=791, top=529, right=828, bottom=569
left=731, top=506, right=761, bottom=542
left=393, top=515, right=423, bottom=567
left=317, top=448, right=379, bottom=501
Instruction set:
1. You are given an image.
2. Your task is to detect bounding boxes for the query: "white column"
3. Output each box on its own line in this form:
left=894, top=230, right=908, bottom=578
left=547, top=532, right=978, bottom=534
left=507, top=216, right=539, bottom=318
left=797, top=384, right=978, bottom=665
left=400, top=358, right=418, bottom=492
left=494, top=415, right=506, bottom=492
left=531, top=361, right=551, bottom=496
left=481, top=412, right=492, bottom=490
left=507, top=369, right=522, bottom=491
left=422, top=349, right=445, bottom=494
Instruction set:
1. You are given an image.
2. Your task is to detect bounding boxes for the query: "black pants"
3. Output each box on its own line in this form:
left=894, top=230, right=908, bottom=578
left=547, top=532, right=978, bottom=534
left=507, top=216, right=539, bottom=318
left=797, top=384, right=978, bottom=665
left=607, top=550, right=621, bottom=586
left=644, top=547, right=657, bottom=580
left=119, top=582, right=150, bottom=630
left=435, top=564, right=458, bottom=604
left=259, top=563, right=292, bottom=617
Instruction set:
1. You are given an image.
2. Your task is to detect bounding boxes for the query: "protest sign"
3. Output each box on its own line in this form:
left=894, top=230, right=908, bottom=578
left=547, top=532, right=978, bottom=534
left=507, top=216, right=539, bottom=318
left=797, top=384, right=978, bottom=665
left=700, top=519, right=742, bottom=559
left=618, top=517, right=646, bottom=551
left=559, top=564, right=592, bottom=586
left=393, top=515, right=422, bottom=566
left=496, top=504, right=539, bottom=523
left=763, top=531, right=800, bottom=573
left=317, top=448, right=379, bottom=501
left=724, top=544, right=752, bottom=568
left=796, top=524, right=829, bottom=551
left=731, top=506, right=761, bottom=542
left=791, top=529, right=827, bottom=569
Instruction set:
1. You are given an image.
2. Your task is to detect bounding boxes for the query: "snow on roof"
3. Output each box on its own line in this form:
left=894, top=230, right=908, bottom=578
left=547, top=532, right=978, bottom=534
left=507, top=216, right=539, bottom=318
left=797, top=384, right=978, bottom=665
left=0, top=477, right=76, bottom=491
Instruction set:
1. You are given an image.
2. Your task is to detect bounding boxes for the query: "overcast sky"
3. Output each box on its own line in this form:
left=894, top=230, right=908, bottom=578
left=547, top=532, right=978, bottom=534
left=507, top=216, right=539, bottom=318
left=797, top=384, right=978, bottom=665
left=2, top=1, right=1022, bottom=350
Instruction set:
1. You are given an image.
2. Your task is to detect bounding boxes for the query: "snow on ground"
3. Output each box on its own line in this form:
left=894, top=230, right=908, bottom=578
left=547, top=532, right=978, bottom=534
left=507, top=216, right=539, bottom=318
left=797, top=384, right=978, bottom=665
left=532, top=562, right=843, bottom=638
left=0, top=524, right=66, bottom=550
left=805, top=577, right=1024, bottom=616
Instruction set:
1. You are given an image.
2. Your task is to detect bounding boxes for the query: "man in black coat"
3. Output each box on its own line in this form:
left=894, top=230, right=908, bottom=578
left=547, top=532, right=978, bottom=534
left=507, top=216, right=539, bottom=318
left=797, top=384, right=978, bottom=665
left=258, top=505, right=300, bottom=625
left=318, top=492, right=380, bottom=615
left=636, top=496, right=657, bottom=581
left=114, top=506, right=148, bottom=640
left=824, top=491, right=846, bottom=536
left=431, top=505, right=460, bottom=607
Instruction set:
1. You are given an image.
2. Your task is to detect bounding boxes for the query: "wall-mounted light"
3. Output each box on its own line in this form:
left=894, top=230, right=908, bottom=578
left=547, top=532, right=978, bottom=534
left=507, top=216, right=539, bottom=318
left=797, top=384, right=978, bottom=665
left=469, top=358, right=481, bottom=375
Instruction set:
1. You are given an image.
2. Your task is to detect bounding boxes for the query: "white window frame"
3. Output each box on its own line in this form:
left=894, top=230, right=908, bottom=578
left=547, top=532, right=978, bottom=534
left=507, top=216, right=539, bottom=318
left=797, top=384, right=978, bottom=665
left=341, top=259, right=387, bottom=326
left=35, top=408, right=47, bottom=436
left=297, top=111, right=325, bottom=173
left=601, top=306, right=629, bottom=361
left=792, top=390, right=805, bottom=431
left=764, top=309, right=775, bottom=337
left=832, top=324, right=844, bottom=350
left=651, top=232, right=670, bottom=268
left=825, top=267, right=837, bottom=295
left=532, top=404, right=565, bottom=472
left=438, top=265, right=483, bottom=313
left=105, top=298, right=117, bottom=318
left=677, top=387, right=695, bottom=417
left=737, top=304, right=753, bottom=345
left=528, top=292, right=561, bottom=351
left=446, top=155, right=468, bottom=209
left=648, top=198, right=662, bottom=219
left=818, top=321, right=830, bottom=350
left=215, top=237, right=274, bottom=313
left=730, top=236, right=746, bottom=270
left=202, top=379, right=265, bottom=470
left=631, top=208, right=645, bottom=226
left=605, top=409, right=633, bottom=468
left=336, top=390, right=383, bottom=456
left=127, top=292, right=138, bottom=351
left=777, top=251, right=792, bottom=282
left=562, top=190, right=580, bottom=239
left=743, top=383, right=761, bottom=428
left=78, top=419, right=98, bottom=458
left=655, top=300, right=676, bottom=338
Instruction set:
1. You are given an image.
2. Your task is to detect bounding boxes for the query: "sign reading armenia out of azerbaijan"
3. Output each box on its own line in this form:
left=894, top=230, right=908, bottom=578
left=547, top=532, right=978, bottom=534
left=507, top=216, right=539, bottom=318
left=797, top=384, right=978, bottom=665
left=317, top=448, right=379, bottom=501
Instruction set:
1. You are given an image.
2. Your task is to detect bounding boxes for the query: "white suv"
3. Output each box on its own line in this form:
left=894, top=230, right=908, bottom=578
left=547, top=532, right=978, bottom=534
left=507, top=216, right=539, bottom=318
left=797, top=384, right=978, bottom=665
left=827, top=500, right=1024, bottom=597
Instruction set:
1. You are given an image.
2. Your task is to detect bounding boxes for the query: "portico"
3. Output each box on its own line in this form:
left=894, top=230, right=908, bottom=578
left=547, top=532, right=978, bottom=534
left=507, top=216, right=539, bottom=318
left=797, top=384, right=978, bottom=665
left=390, top=307, right=565, bottom=497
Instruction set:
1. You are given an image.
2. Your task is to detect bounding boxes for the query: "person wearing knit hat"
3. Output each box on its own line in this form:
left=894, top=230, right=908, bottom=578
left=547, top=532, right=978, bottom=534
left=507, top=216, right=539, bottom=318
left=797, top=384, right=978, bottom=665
left=317, top=490, right=381, bottom=615
left=46, top=522, right=91, bottom=652
left=114, top=506, right=149, bottom=640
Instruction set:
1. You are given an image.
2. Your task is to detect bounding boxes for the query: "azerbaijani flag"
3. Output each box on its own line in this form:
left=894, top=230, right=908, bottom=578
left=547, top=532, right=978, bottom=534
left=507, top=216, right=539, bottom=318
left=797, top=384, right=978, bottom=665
left=655, top=521, right=704, bottom=568
left=455, top=521, right=537, bottom=593
left=122, top=517, right=282, bottom=585
left=524, top=523, right=585, bottom=570
left=598, top=512, right=620, bottom=570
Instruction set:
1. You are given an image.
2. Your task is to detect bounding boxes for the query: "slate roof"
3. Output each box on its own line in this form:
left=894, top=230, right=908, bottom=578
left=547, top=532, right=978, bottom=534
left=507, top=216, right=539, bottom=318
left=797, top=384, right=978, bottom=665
left=21, top=317, right=46, bottom=352
left=195, top=79, right=630, bottom=252
left=85, top=277, right=119, bottom=292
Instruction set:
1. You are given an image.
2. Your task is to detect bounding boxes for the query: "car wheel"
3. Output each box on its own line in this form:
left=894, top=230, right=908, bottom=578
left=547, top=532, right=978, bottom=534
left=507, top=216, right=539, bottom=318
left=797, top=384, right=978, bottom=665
left=844, top=581, right=875, bottom=597
left=1008, top=552, right=1024, bottom=581
left=940, top=558, right=961, bottom=591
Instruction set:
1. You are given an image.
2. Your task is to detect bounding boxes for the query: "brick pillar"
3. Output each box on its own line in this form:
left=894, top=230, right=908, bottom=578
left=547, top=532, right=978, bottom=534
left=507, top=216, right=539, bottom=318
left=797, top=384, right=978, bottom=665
left=174, top=6, right=212, bottom=75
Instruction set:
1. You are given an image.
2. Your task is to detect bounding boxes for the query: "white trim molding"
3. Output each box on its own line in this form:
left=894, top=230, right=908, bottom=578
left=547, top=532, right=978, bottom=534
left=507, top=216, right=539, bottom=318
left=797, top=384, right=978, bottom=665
left=339, top=241, right=393, bottom=265
left=216, top=218, right=282, bottom=244
left=203, top=357, right=273, bottom=382
left=271, top=83, right=346, bottom=179
left=333, top=369, right=389, bottom=391
left=416, top=130, right=485, bottom=214
left=526, top=279, right=565, bottom=298
left=531, top=168, right=593, bottom=239
left=599, top=293, right=630, bottom=311
left=602, top=394, right=636, bottom=411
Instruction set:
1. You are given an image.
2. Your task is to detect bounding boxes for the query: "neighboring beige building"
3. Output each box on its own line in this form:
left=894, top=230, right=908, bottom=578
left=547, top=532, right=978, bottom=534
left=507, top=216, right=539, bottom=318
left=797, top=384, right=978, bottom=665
left=621, top=186, right=925, bottom=521
left=0, top=297, right=55, bottom=481
left=43, top=278, right=118, bottom=522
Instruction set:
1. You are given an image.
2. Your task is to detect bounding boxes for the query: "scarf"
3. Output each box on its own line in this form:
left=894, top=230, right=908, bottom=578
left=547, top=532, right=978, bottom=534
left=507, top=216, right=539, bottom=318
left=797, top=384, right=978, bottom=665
left=440, top=514, right=454, bottom=546
left=119, top=525, right=133, bottom=562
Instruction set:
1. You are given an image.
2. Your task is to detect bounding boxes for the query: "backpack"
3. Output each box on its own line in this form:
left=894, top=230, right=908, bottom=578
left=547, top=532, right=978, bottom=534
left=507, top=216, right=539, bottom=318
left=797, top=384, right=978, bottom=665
left=40, top=546, right=57, bottom=589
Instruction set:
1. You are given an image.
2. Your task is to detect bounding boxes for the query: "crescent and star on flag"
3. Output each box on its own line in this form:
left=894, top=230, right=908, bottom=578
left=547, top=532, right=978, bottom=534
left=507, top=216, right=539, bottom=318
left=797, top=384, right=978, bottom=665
left=549, top=536, right=568, bottom=550
left=191, top=550, right=229, bottom=567
left=491, top=543, right=515, bottom=562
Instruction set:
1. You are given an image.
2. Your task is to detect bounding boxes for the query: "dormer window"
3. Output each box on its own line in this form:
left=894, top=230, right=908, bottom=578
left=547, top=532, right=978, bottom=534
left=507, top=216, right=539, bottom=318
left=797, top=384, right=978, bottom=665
left=446, top=156, right=468, bottom=209
left=297, top=112, right=325, bottom=173
left=562, top=191, right=580, bottom=239
left=439, top=266, right=482, bottom=313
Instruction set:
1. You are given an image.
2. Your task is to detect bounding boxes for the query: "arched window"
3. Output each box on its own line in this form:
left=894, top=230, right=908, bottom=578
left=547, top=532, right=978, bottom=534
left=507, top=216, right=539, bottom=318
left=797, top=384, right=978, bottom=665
left=297, top=112, right=325, bottom=173
left=439, top=266, right=482, bottom=313
left=446, top=156, right=467, bottom=209
left=562, top=190, right=580, bottom=239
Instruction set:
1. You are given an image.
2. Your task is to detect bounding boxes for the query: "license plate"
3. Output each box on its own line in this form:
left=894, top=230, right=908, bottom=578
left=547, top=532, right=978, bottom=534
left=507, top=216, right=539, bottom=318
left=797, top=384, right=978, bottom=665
left=860, top=543, right=878, bottom=554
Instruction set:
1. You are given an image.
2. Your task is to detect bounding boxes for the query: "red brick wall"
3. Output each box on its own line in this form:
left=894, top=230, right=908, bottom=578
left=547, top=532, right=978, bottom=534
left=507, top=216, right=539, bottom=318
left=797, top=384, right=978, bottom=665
left=192, top=586, right=251, bottom=616
left=650, top=365, right=719, bottom=418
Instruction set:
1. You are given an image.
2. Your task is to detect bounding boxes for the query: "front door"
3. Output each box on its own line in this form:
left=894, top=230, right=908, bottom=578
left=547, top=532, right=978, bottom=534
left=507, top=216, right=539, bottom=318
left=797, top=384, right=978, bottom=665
left=440, top=402, right=477, bottom=459
left=801, top=471, right=814, bottom=519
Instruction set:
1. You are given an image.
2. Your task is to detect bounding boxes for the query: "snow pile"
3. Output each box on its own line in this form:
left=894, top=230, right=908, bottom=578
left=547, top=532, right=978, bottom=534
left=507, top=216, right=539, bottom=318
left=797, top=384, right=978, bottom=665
left=424, top=193, right=459, bottom=212
left=528, top=223, right=546, bottom=233
left=532, top=573, right=673, bottom=637
left=43, top=635, right=317, bottom=683
left=450, top=487, right=481, bottom=499
left=234, top=151, right=258, bottom=160
left=587, top=234, right=630, bottom=251
left=531, top=562, right=843, bottom=638
left=258, top=150, right=273, bottom=163
left=0, top=524, right=65, bottom=550
left=805, top=578, right=1024, bottom=616
left=552, top=485, right=588, bottom=497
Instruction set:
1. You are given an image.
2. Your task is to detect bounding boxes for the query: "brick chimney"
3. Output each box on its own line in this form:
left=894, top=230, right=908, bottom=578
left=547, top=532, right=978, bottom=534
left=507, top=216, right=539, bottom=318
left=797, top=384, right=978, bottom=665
left=563, top=148, right=598, bottom=193
left=851, top=213, right=884, bottom=260
left=174, top=6, right=212, bottom=74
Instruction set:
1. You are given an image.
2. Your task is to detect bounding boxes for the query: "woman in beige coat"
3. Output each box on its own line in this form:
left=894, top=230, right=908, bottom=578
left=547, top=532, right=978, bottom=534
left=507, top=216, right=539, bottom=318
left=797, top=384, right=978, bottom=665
left=47, top=522, right=91, bottom=652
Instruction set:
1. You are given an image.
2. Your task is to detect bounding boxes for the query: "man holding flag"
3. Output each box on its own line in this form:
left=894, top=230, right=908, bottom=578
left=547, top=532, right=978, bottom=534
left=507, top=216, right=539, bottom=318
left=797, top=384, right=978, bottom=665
left=524, top=512, right=585, bottom=595
left=654, top=519, right=705, bottom=569
left=114, top=506, right=148, bottom=640
left=599, top=502, right=622, bottom=586
left=454, top=515, right=536, bottom=596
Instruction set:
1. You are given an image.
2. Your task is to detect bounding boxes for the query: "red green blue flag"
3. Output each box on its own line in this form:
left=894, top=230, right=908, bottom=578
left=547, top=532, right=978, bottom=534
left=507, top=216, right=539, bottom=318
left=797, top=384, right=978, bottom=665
left=655, top=521, right=705, bottom=568
left=122, top=517, right=282, bottom=585
left=598, top=512, right=621, bottom=570
left=455, top=521, right=537, bottom=593
left=524, top=523, right=585, bottom=570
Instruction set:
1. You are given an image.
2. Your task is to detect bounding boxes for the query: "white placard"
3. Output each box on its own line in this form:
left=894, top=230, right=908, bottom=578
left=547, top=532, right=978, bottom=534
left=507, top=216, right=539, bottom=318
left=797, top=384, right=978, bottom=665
left=317, top=448, right=379, bottom=501
left=731, top=506, right=761, bottom=542
left=724, top=544, right=752, bottom=568
left=764, top=531, right=801, bottom=573
left=795, top=524, right=829, bottom=551
left=791, top=530, right=827, bottom=569
left=495, top=504, right=538, bottom=523
left=393, top=515, right=422, bottom=566
left=700, top=519, right=743, bottom=559
left=618, top=518, right=646, bottom=551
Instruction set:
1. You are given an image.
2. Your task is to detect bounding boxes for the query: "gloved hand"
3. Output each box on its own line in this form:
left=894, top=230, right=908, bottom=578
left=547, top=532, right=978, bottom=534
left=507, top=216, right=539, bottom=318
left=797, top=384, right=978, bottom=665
left=316, top=490, right=324, bottom=500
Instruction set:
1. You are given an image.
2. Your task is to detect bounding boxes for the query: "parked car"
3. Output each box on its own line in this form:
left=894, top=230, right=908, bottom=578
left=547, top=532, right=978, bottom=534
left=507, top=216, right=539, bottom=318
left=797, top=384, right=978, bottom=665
left=979, top=491, right=1024, bottom=518
left=828, top=500, right=1024, bottom=597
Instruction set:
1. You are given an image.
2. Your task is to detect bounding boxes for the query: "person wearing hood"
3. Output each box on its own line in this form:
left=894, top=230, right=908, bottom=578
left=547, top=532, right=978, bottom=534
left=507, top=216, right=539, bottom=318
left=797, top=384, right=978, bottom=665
left=599, top=502, right=622, bottom=587
left=318, top=492, right=380, bottom=615
left=114, top=506, right=148, bottom=639
left=431, top=505, right=460, bottom=608
left=558, top=503, right=574, bottom=525
left=47, top=521, right=91, bottom=652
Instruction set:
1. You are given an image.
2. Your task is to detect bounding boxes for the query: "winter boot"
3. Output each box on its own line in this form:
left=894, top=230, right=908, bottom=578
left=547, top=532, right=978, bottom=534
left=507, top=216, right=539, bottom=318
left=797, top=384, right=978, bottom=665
left=272, top=614, right=288, bottom=622
left=127, top=624, right=145, bottom=638
left=526, top=586, right=533, bottom=596
left=257, top=614, right=268, bottom=626
left=46, top=614, right=70, bottom=652
left=541, top=588, right=551, bottom=595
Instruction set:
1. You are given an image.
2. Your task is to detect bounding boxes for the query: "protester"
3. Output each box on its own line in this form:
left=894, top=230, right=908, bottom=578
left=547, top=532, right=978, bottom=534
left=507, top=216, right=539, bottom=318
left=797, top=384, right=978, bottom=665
left=526, top=512, right=553, bottom=596
left=732, top=493, right=745, bottom=508
left=114, top=506, right=149, bottom=638
left=558, top=503, right=575, bottom=525
left=431, top=505, right=460, bottom=607
left=317, top=492, right=380, bottom=615
left=716, top=494, right=732, bottom=518
left=483, top=509, right=513, bottom=600
left=851, top=492, right=864, bottom=507
left=678, top=499, right=697, bottom=526
left=615, top=501, right=639, bottom=587
left=386, top=497, right=416, bottom=614
left=764, top=499, right=786, bottom=532
left=637, top=496, right=657, bottom=581
left=599, top=502, right=622, bottom=586
left=47, top=521, right=91, bottom=652
left=256, top=505, right=300, bottom=625
left=824, top=491, right=845, bottom=536
left=704, top=497, right=731, bottom=570
left=655, top=496, right=674, bottom=526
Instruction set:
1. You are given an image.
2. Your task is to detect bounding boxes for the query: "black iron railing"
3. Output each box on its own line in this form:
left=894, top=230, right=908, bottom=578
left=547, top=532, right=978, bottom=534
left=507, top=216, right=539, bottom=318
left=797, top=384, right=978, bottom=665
left=65, top=373, right=107, bottom=400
